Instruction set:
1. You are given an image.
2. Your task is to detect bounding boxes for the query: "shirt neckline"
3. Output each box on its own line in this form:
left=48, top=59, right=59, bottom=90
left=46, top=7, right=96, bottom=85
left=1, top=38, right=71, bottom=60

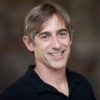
left=25, top=65, right=79, bottom=95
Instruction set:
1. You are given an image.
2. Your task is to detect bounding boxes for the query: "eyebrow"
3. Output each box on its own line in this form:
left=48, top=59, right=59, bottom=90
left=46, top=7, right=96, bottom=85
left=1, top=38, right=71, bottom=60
left=38, top=28, right=68, bottom=37
left=57, top=29, right=68, bottom=33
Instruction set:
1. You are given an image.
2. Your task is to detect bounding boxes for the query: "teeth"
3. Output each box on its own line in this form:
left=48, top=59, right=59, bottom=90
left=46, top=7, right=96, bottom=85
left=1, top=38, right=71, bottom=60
left=50, top=52, right=62, bottom=56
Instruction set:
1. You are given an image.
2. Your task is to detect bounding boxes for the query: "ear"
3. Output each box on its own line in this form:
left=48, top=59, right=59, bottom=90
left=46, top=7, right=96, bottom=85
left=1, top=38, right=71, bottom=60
left=22, top=36, right=34, bottom=52
left=70, top=34, right=73, bottom=45
left=70, top=40, right=72, bottom=45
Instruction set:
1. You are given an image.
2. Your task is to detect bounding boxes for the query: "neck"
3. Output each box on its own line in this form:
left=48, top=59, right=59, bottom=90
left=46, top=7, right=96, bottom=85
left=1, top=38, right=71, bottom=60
left=34, top=61, right=68, bottom=89
left=34, top=62, right=69, bottom=96
left=34, top=61, right=69, bottom=96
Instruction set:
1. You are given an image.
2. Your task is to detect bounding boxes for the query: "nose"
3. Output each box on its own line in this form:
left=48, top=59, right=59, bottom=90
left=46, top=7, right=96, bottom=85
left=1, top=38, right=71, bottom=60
left=51, top=36, right=61, bottom=49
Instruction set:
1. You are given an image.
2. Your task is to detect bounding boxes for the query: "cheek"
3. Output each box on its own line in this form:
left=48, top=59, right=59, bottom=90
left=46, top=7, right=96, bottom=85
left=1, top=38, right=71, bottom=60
left=62, top=39, right=71, bottom=46
left=35, top=41, right=50, bottom=53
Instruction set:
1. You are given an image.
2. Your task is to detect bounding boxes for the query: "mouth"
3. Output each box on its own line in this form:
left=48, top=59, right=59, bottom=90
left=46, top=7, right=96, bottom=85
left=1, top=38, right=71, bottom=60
left=49, top=50, right=65, bottom=59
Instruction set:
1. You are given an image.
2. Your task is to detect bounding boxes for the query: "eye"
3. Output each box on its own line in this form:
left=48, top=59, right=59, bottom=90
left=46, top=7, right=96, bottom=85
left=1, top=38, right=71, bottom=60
left=59, top=31, right=67, bottom=36
left=60, top=32, right=66, bottom=35
left=41, top=35, right=48, bottom=39
left=40, top=34, right=49, bottom=40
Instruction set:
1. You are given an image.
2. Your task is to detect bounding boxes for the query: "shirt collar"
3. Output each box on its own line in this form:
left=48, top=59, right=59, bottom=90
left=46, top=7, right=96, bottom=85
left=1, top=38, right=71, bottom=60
left=66, top=68, right=79, bottom=94
left=25, top=65, right=79, bottom=94
left=25, top=65, right=58, bottom=93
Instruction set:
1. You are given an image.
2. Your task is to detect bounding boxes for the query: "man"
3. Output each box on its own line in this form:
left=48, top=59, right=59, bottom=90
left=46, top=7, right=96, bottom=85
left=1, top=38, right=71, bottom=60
left=0, top=3, right=96, bottom=100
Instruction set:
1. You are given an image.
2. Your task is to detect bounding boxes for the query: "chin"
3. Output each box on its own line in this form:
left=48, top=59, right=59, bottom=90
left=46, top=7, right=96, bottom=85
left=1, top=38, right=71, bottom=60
left=50, top=63, right=66, bottom=70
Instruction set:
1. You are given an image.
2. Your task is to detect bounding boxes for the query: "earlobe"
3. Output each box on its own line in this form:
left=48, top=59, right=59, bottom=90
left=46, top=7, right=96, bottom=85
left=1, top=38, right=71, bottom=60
left=22, top=36, right=34, bottom=51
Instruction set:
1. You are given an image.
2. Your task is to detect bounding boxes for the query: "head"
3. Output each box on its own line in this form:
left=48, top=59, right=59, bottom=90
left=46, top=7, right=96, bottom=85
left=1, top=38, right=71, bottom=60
left=23, top=3, right=74, bottom=70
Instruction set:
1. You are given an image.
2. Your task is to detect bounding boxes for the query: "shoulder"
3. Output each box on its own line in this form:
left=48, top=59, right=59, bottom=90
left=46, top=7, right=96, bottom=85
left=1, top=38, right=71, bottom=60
left=69, top=71, right=96, bottom=99
left=71, top=71, right=93, bottom=87
left=3, top=76, right=29, bottom=92
left=0, top=76, right=36, bottom=99
left=70, top=71, right=92, bottom=88
left=67, top=68, right=91, bottom=85
left=71, top=71, right=89, bottom=83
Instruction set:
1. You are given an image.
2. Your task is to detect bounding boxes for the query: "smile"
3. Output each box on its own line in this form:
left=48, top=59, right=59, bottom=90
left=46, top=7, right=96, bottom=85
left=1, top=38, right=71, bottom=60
left=49, top=51, right=65, bottom=58
left=50, top=52, right=63, bottom=56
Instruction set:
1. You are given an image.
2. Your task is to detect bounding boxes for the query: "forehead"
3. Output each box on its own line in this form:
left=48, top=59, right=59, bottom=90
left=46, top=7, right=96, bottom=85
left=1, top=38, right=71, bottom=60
left=40, top=15, right=67, bottom=33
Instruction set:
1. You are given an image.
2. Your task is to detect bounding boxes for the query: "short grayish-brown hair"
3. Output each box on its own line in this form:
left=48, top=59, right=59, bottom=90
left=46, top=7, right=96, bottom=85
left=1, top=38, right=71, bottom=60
left=24, top=3, right=74, bottom=42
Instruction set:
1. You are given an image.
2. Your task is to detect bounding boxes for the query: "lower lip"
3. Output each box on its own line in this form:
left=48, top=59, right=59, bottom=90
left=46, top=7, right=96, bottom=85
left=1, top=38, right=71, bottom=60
left=49, top=51, right=65, bottom=59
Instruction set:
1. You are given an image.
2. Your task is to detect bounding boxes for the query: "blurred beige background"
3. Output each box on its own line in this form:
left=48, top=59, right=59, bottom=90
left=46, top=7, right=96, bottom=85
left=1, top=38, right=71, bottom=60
left=0, top=0, right=100, bottom=99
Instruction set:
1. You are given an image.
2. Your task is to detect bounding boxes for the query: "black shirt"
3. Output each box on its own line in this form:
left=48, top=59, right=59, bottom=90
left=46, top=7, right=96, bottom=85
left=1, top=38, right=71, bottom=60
left=0, top=65, right=96, bottom=100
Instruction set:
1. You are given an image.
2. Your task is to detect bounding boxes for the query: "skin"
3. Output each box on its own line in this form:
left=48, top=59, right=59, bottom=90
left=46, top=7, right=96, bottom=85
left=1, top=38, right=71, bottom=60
left=23, top=15, right=72, bottom=96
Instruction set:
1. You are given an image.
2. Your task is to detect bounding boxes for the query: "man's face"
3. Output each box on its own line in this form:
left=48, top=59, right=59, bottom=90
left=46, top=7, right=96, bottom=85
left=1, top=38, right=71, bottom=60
left=33, top=15, right=72, bottom=70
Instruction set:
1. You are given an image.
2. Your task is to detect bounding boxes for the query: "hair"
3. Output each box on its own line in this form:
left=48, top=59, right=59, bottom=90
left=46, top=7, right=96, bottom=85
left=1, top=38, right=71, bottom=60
left=24, top=3, right=74, bottom=42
